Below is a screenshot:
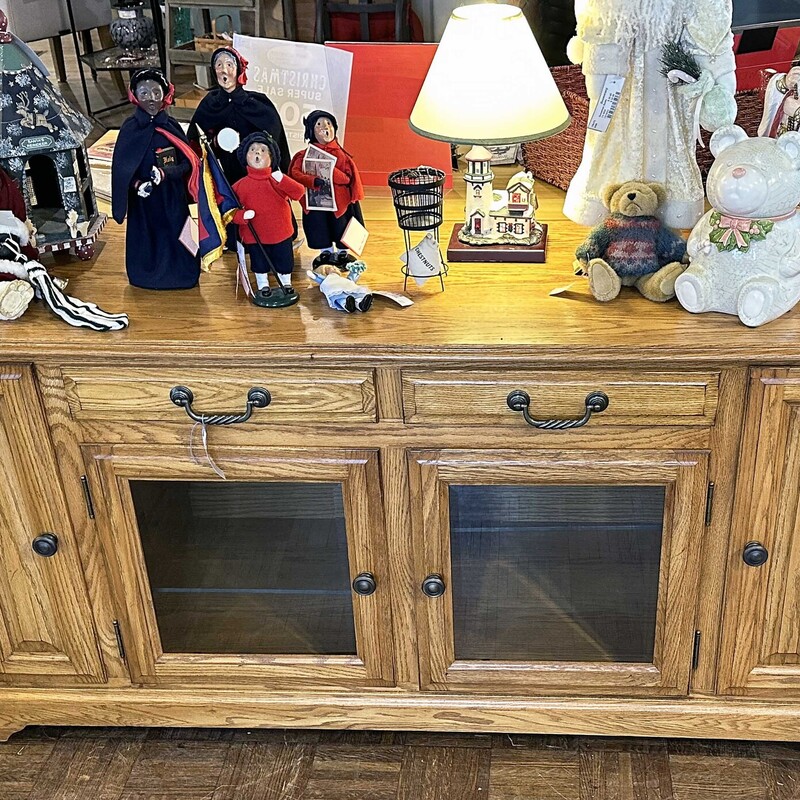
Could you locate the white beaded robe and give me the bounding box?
[563,0,736,229]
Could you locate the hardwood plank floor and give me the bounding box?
[3,728,800,799]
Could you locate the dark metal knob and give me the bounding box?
[352,572,377,596]
[421,573,446,598]
[742,541,768,567]
[32,533,59,557]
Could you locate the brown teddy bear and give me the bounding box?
[574,181,688,302]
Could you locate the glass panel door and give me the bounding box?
[411,450,709,697]
[86,445,393,689]
[130,480,356,656]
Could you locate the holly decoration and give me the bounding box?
[709,211,775,253]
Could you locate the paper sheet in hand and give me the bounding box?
[341,216,369,255]
[179,216,199,256]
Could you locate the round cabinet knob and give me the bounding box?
[352,572,377,596]
[421,573,446,598]
[32,533,59,557]
[742,541,769,567]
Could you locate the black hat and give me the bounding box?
[129,68,170,94]
[303,110,338,142]
[237,131,281,169]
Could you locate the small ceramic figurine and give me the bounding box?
[675,126,800,327]
[307,261,373,312]
[759,64,800,138]
[112,69,200,290]
[564,0,737,230]
[231,131,304,304]
[289,110,365,270]
[190,46,289,185]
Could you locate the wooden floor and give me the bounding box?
[2,727,799,799]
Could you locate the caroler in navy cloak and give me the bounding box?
[189,47,290,185]
[112,69,200,290]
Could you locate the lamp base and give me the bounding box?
[446,223,548,263]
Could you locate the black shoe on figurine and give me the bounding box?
[335,250,357,268]
[344,295,356,313]
[312,251,337,270]
[357,294,373,312]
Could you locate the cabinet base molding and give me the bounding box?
[3,689,800,742]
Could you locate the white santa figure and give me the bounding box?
[564,0,737,230]
[759,65,800,139]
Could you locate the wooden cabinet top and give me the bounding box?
[4,183,800,367]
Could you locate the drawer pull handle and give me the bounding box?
[352,572,377,596]
[742,541,769,567]
[421,574,446,598]
[506,390,609,430]
[169,385,271,425]
[32,533,59,557]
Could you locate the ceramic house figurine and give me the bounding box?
[111,68,201,290]
[0,11,105,260]
[675,126,800,327]
[289,110,365,270]
[190,46,290,186]
[231,131,304,304]
[759,64,800,138]
[461,152,542,245]
[563,0,737,230]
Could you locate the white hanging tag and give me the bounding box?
[188,420,226,480]
[588,75,625,133]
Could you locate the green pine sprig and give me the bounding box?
[660,41,701,81]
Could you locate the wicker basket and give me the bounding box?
[193,15,233,53]
[521,65,764,191]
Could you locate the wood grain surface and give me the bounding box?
[2,181,800,366]
[1,726,798,799]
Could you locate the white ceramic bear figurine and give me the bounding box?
[675,125,800,327]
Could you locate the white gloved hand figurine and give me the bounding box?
[243,209,255,220]
[137,181,153,198]
[272,170,284,182]
[150,166,162,185]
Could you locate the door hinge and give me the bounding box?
[704,482,715,527]
[692,630,701,671]
[112,620,126,662]
[80,475,95,520]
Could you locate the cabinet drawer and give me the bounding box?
[402,370,719,427]
[62,367,377,424]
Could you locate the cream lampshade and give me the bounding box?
[410,3,570,263]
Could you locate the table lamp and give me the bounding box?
[409,3,570,262]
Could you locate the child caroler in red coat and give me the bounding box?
[288,110,365,270]
[232,132,305,298]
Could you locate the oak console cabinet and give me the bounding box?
[3,189,800,742]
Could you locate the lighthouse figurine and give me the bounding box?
[457,146,543,250]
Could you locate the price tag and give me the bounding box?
[587,75,625,133]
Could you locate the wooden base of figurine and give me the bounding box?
[446,223,548,263]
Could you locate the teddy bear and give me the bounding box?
[675,126,800,327]
[574,181,688,303]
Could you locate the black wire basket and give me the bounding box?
[387,166,445,232]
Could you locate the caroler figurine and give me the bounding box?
[289,110,365,270]
[111,68,200,290]
[759,64,800,138]
[190,46,290,185]
[232,131,304,304]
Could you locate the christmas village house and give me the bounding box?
[460,145,542,245]
[0,16,105,257]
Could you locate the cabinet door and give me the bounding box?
[718,369,800,697]
[0,367,104,684]
[410,449,709,696]
[85,445,394,689]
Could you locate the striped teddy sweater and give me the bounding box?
[576,213,686,277]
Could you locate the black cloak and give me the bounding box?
[111,107,200,290]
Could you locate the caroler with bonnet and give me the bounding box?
[189,46,289,185]
[111,68,201,290]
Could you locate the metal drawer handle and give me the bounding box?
[506,390,609,430]
[169,385,271,425]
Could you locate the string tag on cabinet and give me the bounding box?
[188,419,226,480]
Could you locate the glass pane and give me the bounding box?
[129,481,356,655]
[449,485,665,663]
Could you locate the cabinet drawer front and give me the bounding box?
[62,367,377,424]
[402,370,719,427]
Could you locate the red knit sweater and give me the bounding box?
[288,140,364,219]
[232,167,304,245]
